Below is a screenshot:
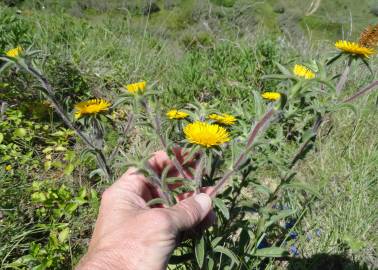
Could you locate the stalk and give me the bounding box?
[13,60,112,179]
[193,151,205,194]
[343,80,378,103]
[209,108,276,197]
[141,97,189,179]
[335,57,353,95]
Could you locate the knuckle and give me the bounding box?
[179,200,201,224]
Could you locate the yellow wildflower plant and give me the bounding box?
[184,121,230,148]
[208,113,236,126]
[5,165,12,171]
[166,109,189,120]
[261,92,281,101]
[335,40,375,58]
[5,46,22,58]
[293,64,316,79]
[74,98,111,119]
[126,81,146,94]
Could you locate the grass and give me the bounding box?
[290,96,378,268]
[0,0,377,269]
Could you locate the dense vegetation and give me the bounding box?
[0,0,377,269]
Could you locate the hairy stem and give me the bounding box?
[109,113,134,161]
[210,108,276,197]
[193,151,205,194]
[336,57,353,95]
[343,80,378,103]
[141,97,189,178]
[15,61,112,179]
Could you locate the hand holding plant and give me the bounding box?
[77,151,214,270]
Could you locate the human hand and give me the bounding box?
[76,151,214,270]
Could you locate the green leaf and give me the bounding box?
[342,235,365,252]
[58,227,70,243]
[282,181,320,197]
[195,235,205,269]
[251,183,272,196]
[275,62,292,76]
[213,246,240,266]
[213,198,230,219]
[332,103,358,116]
[211,237,223,248]
[207,256,215,270]
[264,209,297,229]
[147,198,167,207]
[13,128,27,138]
[262,74,292,80]
[326,53,342,66]
[65,203,79,214]
[0,133,3,144]
[89,168,105,178]
[253,247,289,257]
[64,163,75,175]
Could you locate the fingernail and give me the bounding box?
[194,193,212,213]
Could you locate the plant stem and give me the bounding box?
[209,108,276,197]
[17,61,112,179]
[141,97,189,178]
[336,57,353,95]
[343,80,378,103]
[109,113,134,161]
[193,151,205,194]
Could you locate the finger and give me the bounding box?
[148,150,175,177]
[176,186,215,201]
[106,168,157,207]
[148,149,197,178]
[166,193,212,232]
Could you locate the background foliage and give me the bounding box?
[0,0,377,269]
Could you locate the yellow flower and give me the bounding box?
[293,64,315,79]
[184,121,230,148]
[5,165,12,171]
[126,81,146,94]
[261,92,281,101]
[166,109,189,120]
[208,113,236,126]
[335,40,375,58]
[5,46,22,58]
[74,98,111,119]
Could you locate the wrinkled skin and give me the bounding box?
[76,151,214,270]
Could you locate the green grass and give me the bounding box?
[290,96,378,268]
[0,0,377,269]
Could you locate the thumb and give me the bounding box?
[167,193,212,232]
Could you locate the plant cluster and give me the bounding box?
[0,7,377,269]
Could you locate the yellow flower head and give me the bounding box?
[126,81,146,94]
[5,46,22,58]
[261,92,281,101]
[335,40,375,58]
[166,109,189,120]
[293,64,315,79]
[184,121,230,148]
[208,113,236,126]
[74,98,111,119]
[5,165,12,171]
